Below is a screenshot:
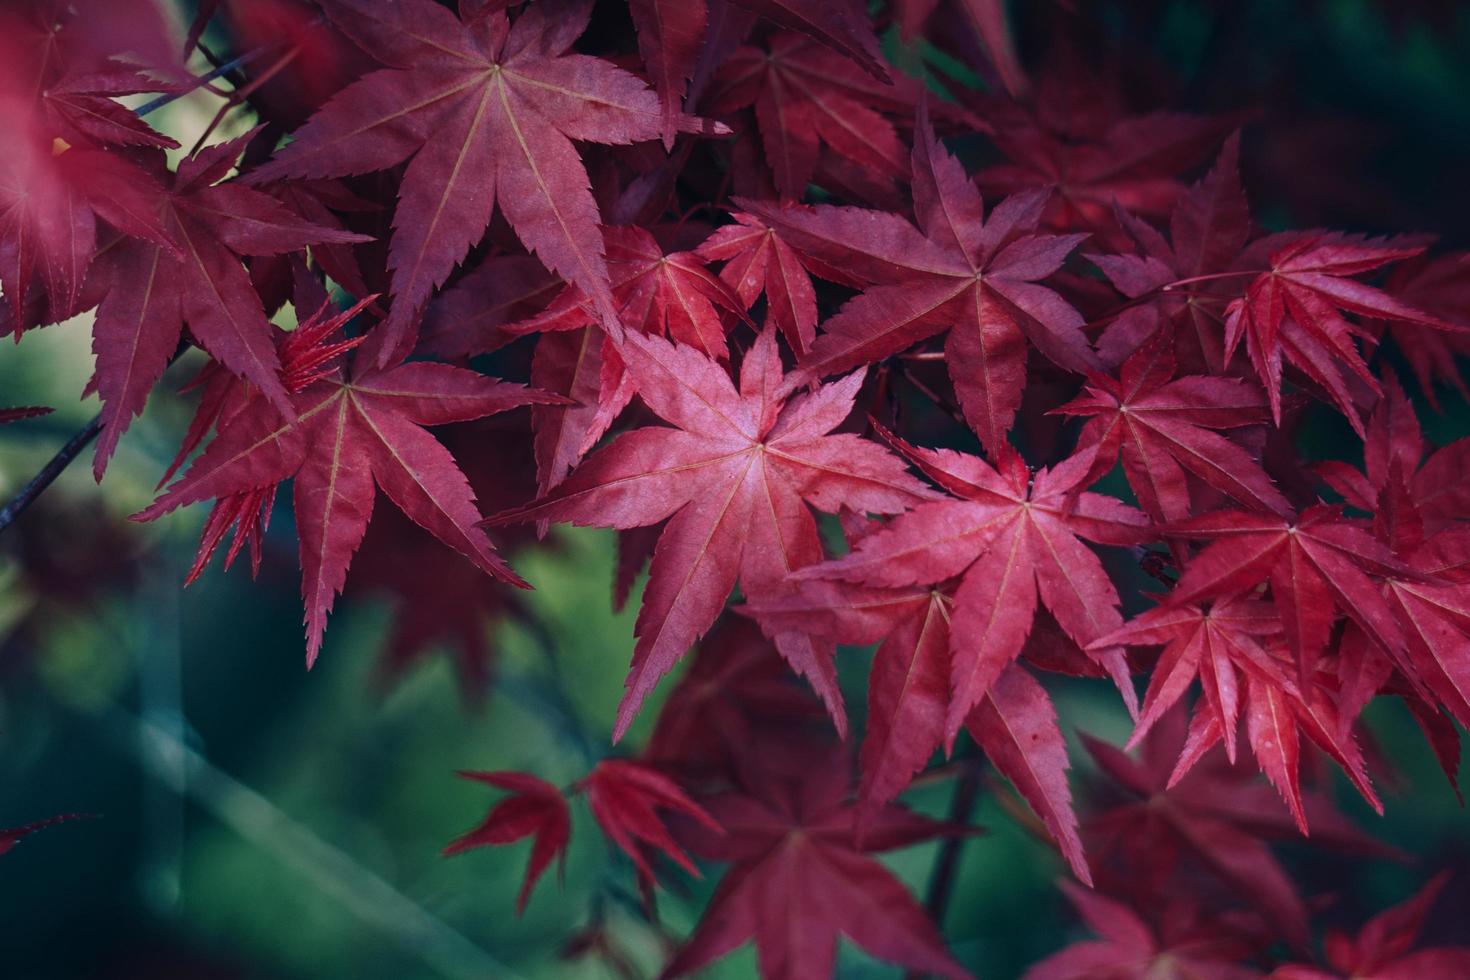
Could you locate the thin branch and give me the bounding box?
[135,46,277,117]
[0,413,102,538]
[907,755,983,980]
[890,361,968,428]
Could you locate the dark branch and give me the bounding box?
[906,754,983,980]
[0,414,103,538]
[135,46,276,117]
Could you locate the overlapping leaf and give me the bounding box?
[247,0,724,356]
[797,427,1148,740]
[491,327,936,739]
[748,105,1098,450]
[137,304,558,664]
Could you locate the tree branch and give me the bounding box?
[0,413,103,539]
[907,754,983,980]
[135,46,278,117]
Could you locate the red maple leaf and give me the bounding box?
[893,0,1028,97]
[1314,376,1470,731]
[510,225,748,359]
[443,770,570,914]
[350,417,541,705]
[582,759,722,886]
[743,568,1092,882]
[507,225,752,498]
[663,741,972,979]
[1093,594,1284,764]
[1025,880,1268,980]
[0,406,53,424]
[246,0,723,357]
[797,427,1148,743]
[1163,505,1414,688]
[490,327,936,739]
[136,305,559,664]
[1222,235,1454,434]
[707,33,921,201]
[696,210,820,356]
[1056,335,1289,523]
[970,64,1232,248]
[1085,133,1253,370]
[1375,251,1470,404]
[0,0,179,326]
[1273,874,1470,980]
[419,252,560,360]
[1081,712,1383,949]
[89,134,368,476]
[1093,597,1383,833]
[746,104,1099,451]
[0,812,93,858]
[644,616,830,773]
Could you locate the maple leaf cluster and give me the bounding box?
[5,0,1470,976]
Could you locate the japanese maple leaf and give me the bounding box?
[1092,594,1286,763]
[1272,874,1470,980]
[1093,601,1382,833]
[707,33,920,201]
[1086,133,1253,369]
[443,770,570,914]
[1024,880,1265,980]
[722,0,889,78]
[1081,714,1382,948]
[489,327,936,739]
[971,71,1232,248]
[743,572,1092,882]
[89,136,369,476]
[510,225,749,359]
[644,616,830,772]
[0,406,52,424]
[0,126,174,335]
[1056,337,1288,523]
[136,315,559,665]
[1163,506,1414,685]
[355,506,529,704]
[0,1,179,324]
[1222,235,1453,434]
[419,253,561,360]
[628,0,708,150]
[1315,377,1470,730]
[1315,372,1470,539]
[632,0,892,150]
[508,225,751,496]
[0,812,92,858]
[351,418,540,705]
[662,744,971,980]
[1375,251,1470,404]
[696,210,819,356]
[582,759,721,886]
[246,0,723,358]
[746,105,1100,451]
[798,427,1148,743]
[1376,524,1470,737]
